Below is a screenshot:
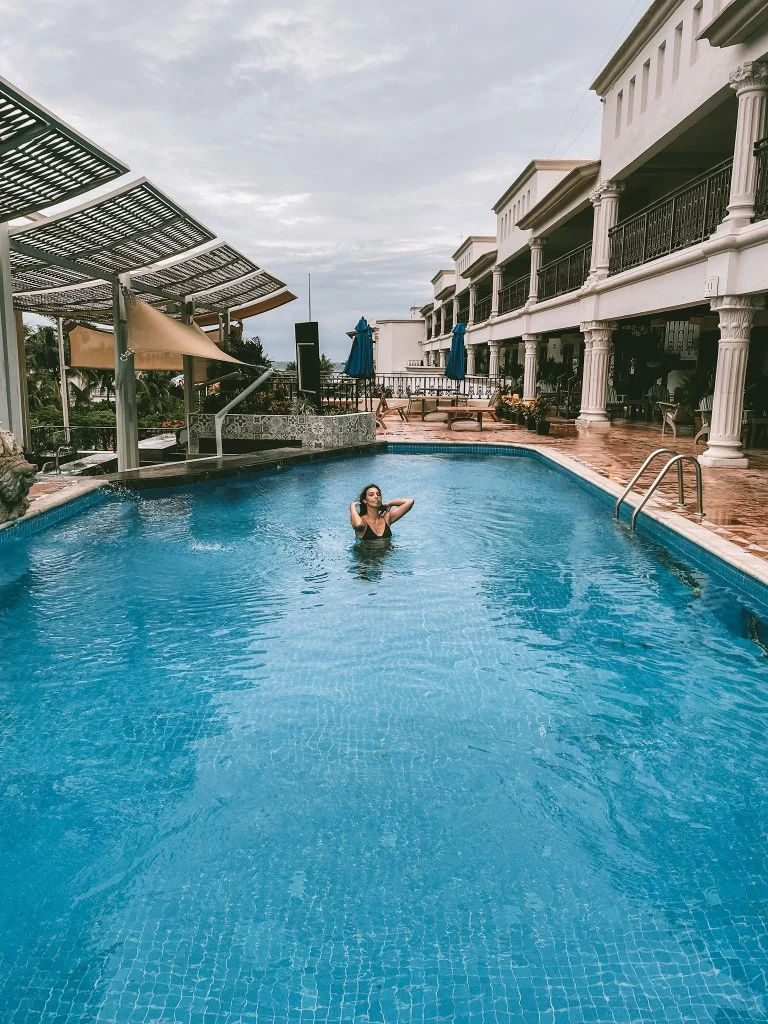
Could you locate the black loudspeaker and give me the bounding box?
[295,322,321,410]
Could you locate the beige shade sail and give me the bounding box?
[194,288,297,328]
[126,295,246,364]
[69,325,210,381]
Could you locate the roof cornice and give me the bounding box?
[435,283,456,301]
[492,161,593,213]
[699,0,768,46]
[518,162,600,230]
[430,268,455,285]
[451,235,496,261]
[591,0,684,96]
[463,249,498,281]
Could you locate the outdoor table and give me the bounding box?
[442,408,485,430]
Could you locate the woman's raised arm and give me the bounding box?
[385,498,414,524]
[349,502,365,530]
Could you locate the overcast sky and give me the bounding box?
[1,0,645,361]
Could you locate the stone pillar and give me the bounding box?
[522,334,540,401]
[469,284,477,324]
[439,348,447,368]
[490,267,503,318]
[439,306,446,337]
[452,295,459,326]
[723,62,768,229]
[528,238,546,303]
[700,295,763,467]
[466,344,476,376]
[489,341,500,377]
[577,321,615,431]
[591,181,623,279]
[588,188,602,275]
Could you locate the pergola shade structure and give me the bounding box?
[0,74,129,444]
[8,178,215,287]
[132,241,260,298]
[0,75,127,222]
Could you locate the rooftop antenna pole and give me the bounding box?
[308,272,312,322]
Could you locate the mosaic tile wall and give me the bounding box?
[188,413,376,454]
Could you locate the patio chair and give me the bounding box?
[658,400,680,437]
[606,386,627,420]
[645,384,669,421]
[694,395,713,445]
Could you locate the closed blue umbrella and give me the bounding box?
[344,317,375,378]
[444,321,466,380]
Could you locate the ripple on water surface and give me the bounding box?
[0,453,767,1024]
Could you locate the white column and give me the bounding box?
[700,295,763,467]
[56,317,71,442]
[0,222,25,442]
[722,62,768,229]
[466,344,476,376]
[577,321,615,431]
[452,295,459,326]
[113,275,139,471]
[522,334,540,401]
[592,181,623,279]
[489,341,500,377]
[439,348,447,368]
[468,284,477,324]
[528,238,546,303]
[588,189,602,275]
[440,306,446,336]
[490,267,503,318]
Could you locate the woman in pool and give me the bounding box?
[349,484,414,540]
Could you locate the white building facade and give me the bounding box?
[414,0,768,468]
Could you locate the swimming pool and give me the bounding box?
[1,450,767,1023]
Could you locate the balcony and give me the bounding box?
[609,159,732,275]
[426,326,432,340]
[473,295,492,323]
[498,274,529,315]
[444,311,454,334]
[458,307,470,325]
[537,242,592,301]
[754,137,768,222]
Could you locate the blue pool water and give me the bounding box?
[1,452,767,1024]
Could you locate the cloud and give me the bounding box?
[0,0,625,358]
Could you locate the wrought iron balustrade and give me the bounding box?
[754,136,768,221]
[498,274,529,315]
[537,242,592,301]
[457,307,470,325]
[473,295,492,323]
[444,313,454,334]
[609,158,732,274]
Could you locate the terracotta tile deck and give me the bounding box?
[380,415,768,564]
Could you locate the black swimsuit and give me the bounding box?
[360,519,391,540]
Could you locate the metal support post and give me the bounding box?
[181,300,195,454]
[113,274,139,471]
[56,317,71,442]
[0,221,26,441]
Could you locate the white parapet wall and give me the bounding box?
[188,412,376,454]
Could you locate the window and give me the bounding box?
[627,76,636,125]
[672,21,683,81]
[641,59,650,113]
[615,90,624,137]
[691,2,702,64]
[656,40,666,97]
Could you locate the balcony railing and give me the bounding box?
[473,295,492,323]
[754,136,768,222]
[609,158,732,275]
[426,326,432,339]
[498,274,529,315]
[458,307,470,325]
[444,312,454,333]
[537,242,592,301]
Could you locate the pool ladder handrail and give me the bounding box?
[630,454,704,531]
[614,448,679,520]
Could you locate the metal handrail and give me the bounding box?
[214,366,274,458]
[630,454,704,531]
[614,447,679,519]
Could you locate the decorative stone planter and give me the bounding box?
[188,412,377,455]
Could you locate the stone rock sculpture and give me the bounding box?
[0,429,37,525]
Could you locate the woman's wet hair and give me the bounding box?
[358,483,382,515]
